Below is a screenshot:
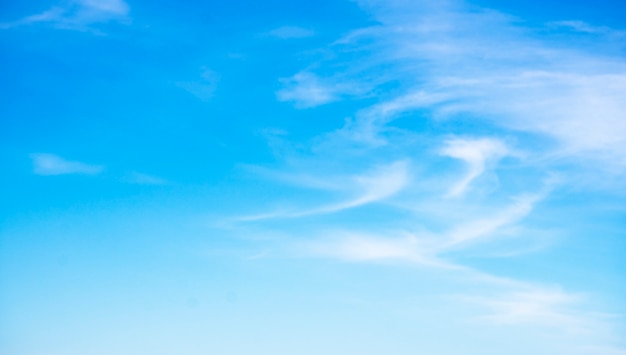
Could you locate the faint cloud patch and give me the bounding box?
[0,0,130,31]
[267,26,315,39]
[302,230,452,268]
[277,72,365,108]
[549,20,626,37]
[287,0,626,169]
[298,183,551,265]
[459,288,590,332]
[31,153,104,176]
[177,68,219,102]
[439,137,512,198]
[235,160,410,221]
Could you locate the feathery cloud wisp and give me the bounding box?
[267,26,315,39]
[302,231,451,268]
[31,153,104,176]
[287,0,626,169]
[277,72,366,108]
[1,0,129,30]
[236,160,410,221]
[440,192,545,250]
[461,288,587,330]
[440,138,510,197]
[177,68,219,102]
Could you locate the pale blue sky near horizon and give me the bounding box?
[1,0,626,354]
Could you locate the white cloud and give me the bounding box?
[267,26,315,39]
[461,288,587,331]
[31,153,104,176]
[300,187,546,264]
[177,68,219,102]
[276,72,339,108]
[550,20,626,37]
[276,72,366,108]
[349,160,411,204]
[337,90,450,145]
[207,3,626,353]
[236,160,410,221]
[222,1,626,350]
[302,231,452,268]
[431,71,626,167]
[1,0,130,30]
[78,0,128,15]
[440,192,543,250]
[439,138,510,197]
[291,0,626,169]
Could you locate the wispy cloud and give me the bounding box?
[1,0,130,31]
[220,0,625,350]
[31,153,104,176]
[431,71,626,167]
[236,160,410,221]
[302,231,451,268]
[177,68,219,102]
[463,288,585,329]
[330,90,450,145]
[301,186,547,264]
[288,0,626,168]
[276,72,366,108]
[267,26,315,39]
[439,137,511,197]
[441,192,544,250]
[550,20,626,37]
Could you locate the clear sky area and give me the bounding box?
[1,0,625,354]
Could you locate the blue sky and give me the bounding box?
[1,0,625,354]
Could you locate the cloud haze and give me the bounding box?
[31,153,104,176]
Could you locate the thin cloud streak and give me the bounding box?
[221,0,626,350]
[454,286,623,341]
[440,193,542,250]
[277,72,368,108]
[439,137,511,197]
[1,0,130,30]
[291,0,626,169]
[302,231,454,268]
[301,187,548,264]
[31,153,104,176]
[177,68,219,102]
[235,160,410,221]
[464,289,585,329]
[267,26,315,39]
